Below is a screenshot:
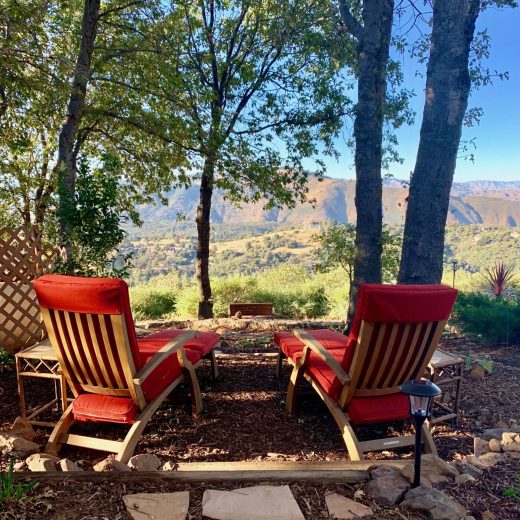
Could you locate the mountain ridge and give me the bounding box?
[137,177,520,228]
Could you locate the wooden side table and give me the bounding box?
[427,349,464,425]
[15,339,68,427]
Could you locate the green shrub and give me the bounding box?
[130,288,177,320]
[1,460,38,503]
[451,292,520,345]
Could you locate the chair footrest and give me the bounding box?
[359,434,415,453]
[60,433,123,453]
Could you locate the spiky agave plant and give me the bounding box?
[482,262,517,298]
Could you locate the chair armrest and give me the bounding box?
[133,330,197,385]
[293,329,350,385]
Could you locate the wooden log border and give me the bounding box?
[12,460,407,483]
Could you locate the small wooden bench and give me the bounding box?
[228,303,274,319]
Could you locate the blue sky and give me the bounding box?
[321,5,520,183]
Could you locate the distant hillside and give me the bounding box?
[135,178,520,228]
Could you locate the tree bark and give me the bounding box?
[340,0,394,321]
[56,0,101,265]
[196,153,216,319]
[398,0,480,284]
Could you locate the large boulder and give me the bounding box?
[366,466,411,506]
[401,486,467,520]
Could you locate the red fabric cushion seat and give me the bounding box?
[139,330,220,357]
[292,348,347,402]
[72,394,138,424]
[347,394,410,424]
[137,342,201,402]
[274,329,350,357]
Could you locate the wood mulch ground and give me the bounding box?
[1,331,520,519]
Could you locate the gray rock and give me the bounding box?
[26,453,59,472]
[481,426,520,441]
[325,493,373,519]
[366,466,410,506]
[488,439,502,452]
[401,454,458,486]
[93,456,132,472]
[465,456,489,470]
[161,461,178,471]
[479,452,504,467]
[123,492,189,520]
[59,458,83,472]
[455,473,476,485]
[8,417,37,441]
[453,461,483,479]
[502,442,520,453]
[0,434,39,457]
[473,437,490,457]
[401,486,466,520]
[128,453,162,471]
[501,432,518,445]
[202,486,305,520]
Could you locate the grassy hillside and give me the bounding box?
[126,224,520,289]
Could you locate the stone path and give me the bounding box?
[122,485,374,520]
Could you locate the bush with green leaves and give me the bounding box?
[130,288,177,320]
[1,460,38,503]
[451,292,520,345]
[54,155,135,278]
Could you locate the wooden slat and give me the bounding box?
[63,312,94,386]
[88,313,124,389]
[371,323,399,389]
[399,322,433,384]
[74,312,104,387]
[387,323,422,388]
[359,323,387,388]
[53,310,85,386]
[41,309,79,397]
[80,385,131,397]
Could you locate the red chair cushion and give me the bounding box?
[292,348,347,402]
[137,340,201,402]
[33,274,142,369]
[72,394,138,424]
[274,329,350,357]
[347,394,410,424]
[140,330,220,357]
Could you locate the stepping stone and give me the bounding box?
[202,485,304,520]
[123,492,190,520]
[325,493,373,519]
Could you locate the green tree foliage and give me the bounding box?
[53,156,133,277]
[149,0,354,317]
[312,223,402,300]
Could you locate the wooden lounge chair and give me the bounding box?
[32,274,220,463]
[279,284,457,461]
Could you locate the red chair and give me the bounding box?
[279,284,457,461]
[33,274,220,462]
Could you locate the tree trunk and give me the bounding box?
[56,0,100,265]
[347,0,394,321]
[398,0,479,284]
[196,154,216,319]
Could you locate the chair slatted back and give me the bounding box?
[34,275,146,408]
[347,319,446,398]
[338,284,457,407]
[41,308,140,402]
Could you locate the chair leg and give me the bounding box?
[209,350,219,380]
[45,403,75,456]
[422,422,437,456]
[285,363,304,416]
[275,350,284,379]
[185,366,203,416]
